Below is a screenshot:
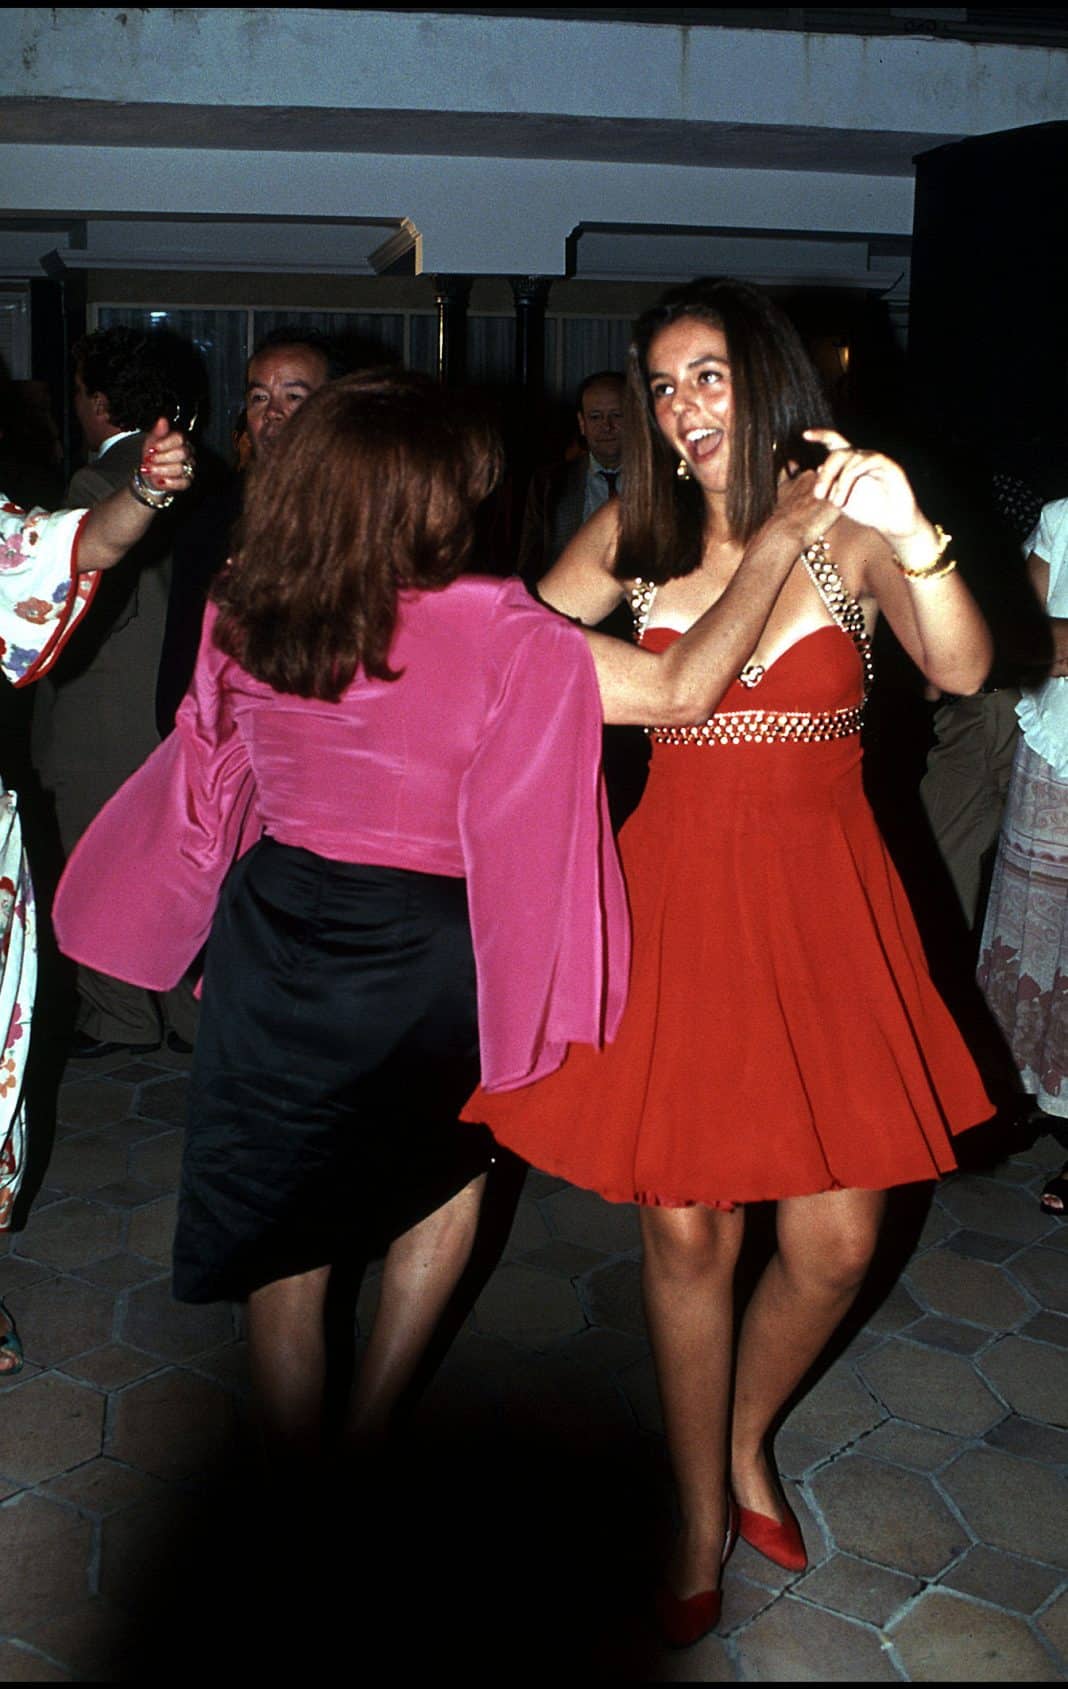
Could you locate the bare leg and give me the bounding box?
[348,1172,486,1444]
[246,1263,332,1463]
[640,1203,745,1597]
[731,1185,886,1519]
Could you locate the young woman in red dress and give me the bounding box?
[465,280,993,1644]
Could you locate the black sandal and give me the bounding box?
[1039,1165,1068,1218]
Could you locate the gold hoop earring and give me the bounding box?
[676,457,691,481]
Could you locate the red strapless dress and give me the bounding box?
[463,592,991,1207]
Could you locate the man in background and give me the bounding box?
[155,327,334,736]
[516,368,646,826]
[517,370,624,586]
[32,326,199,1056]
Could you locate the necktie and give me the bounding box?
[600,470,619,500]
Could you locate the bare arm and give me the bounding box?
[537,499,626,624]
[584,472,840,727]
[76,418,193,573]
[807,429,993,696]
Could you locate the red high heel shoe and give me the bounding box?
[655,1502,738,1649]
[736,1496,807,1573]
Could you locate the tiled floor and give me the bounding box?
[1,1037,1066,1681]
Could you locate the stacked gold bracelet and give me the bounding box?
[129,468,175,511]
[894,523,957,581]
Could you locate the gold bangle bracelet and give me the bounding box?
[901,555,957,581]
[894,522,955,580]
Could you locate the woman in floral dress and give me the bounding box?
[978,496,1068,1212]
[0,416,193,1369]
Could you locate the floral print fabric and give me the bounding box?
[0,501,96,1224]
[978,739,1068,1118]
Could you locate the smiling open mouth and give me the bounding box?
[685,427,723,462]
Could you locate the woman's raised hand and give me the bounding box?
[140,417,195,496]
[804,429,925,545]
[766,466,842,548]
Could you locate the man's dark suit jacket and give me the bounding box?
[517,455,588,586]
[516,453,648,828]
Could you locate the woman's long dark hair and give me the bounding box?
[212,370,502,700]
[614,278,833,585]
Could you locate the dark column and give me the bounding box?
[32,268,86,484]
[511,276,550,398]
[432,275,472,386]
[910,123,1068,462]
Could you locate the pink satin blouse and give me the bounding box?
[54,575,629,1091]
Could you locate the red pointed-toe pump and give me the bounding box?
[655,1502,739,1649]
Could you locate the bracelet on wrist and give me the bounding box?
[893,523,957,581]
[130,468,175,511]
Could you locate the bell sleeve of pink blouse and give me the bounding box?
[459,608,629,1092]
[53,607,261,988]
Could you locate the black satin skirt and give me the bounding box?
[173,839,492,1304]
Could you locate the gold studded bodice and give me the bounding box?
[627,538,872,746]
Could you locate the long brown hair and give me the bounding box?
[212,370,502,700]
[614,278,832,585]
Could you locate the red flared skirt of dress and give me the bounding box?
[464,624,991,1206]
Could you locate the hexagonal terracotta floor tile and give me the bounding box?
[0,1494,92,1630]
[473,1262,585,1344]
[859,1337,1005,1436]
[121,1278,234,1362]
[107,1368,237,1482]
[581,1258,647,1340]
[59,1342,163,1392]
[736,1593,898,1679]
[125,1197,177,1267]
[0,1641,71,1681]
[131,1078,190,1127]
[939,1177,1054,1246]
[1039,1589,1068,1659]
[1007,1245,1068,1316]
[782,1359,886,1445]
[501,1194,552,1254]
[905,1248,1032,1329]
[540,1185,641,1255]
[20,1598,133,1683]
[862,1280,923,1335]
[986,1413,1068,1467]
[889,1588,1056,1680]
[858,1420,964,1473]
[41,1456,168,1518]
[56,1080,137,1132]
[939,1544,1064,1614]
[978,1334,1068,1428]
[4,1275,114,1367]
[0,1373,105,1485]
[15,1200,124,1273]
[127,1131,184,1189]
[939,1447,1068,1569]
[809,1453,968,1576]
[792,1552,920,1626]
[43,1133,128,1198]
